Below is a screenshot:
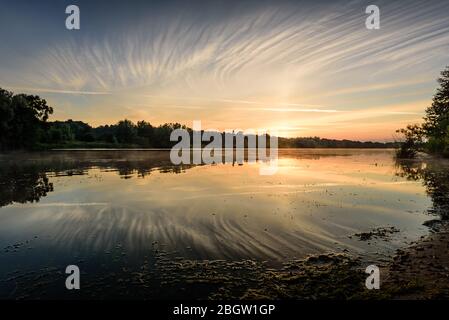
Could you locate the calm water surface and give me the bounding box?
[0,149,441,298]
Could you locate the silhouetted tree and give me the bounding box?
[0,88,14,150]
[0,88,53,150]
[137,120,154,146]
[115,119,137,143]
[423,67,449,154]
[395,124,425,158]
[397,66,449,157]
[1,88,398,150]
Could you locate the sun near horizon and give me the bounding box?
[2,0,449,142]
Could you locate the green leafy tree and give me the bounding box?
[424,66,449,141]
[0,88,53,150]
[395,124,425,158]
[0,89,14,149]
[423,67,449,155]
[115,119,137,144]
[397,66,449,158]
[47,123,75,143]
[136,120,154,146]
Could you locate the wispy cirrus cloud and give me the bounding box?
[6,86,111,96]
[249,107,342,113]
[0,0,448,140]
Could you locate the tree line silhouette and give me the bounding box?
[1,87,396,151]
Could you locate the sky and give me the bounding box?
[1,0,449,141]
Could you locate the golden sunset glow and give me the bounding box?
[2,0,449,141]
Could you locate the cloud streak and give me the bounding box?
[0,0,448,140]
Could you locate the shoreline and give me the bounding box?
[381,220,449,299]
[2,222,448,300]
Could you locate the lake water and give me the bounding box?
[0,149,442,298]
